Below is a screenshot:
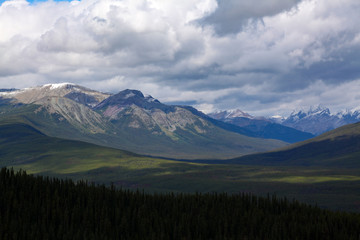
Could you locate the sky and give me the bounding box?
[0,0,360,116]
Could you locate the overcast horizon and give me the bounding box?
[1,0,360,116]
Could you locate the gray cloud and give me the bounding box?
[201,0,301,35]
[0,0,360,116]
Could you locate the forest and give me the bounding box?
[1,167,360,240]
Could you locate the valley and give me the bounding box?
[2,1,360,238]
[1,120,360,212]
[1,84,360,212]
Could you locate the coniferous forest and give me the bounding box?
[1,168,360,240]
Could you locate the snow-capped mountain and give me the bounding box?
[210,105,360,136]
[269,115,286,124]
[0,83,111,107]
[281,105,360,135]
[209,109,256,120]
[208,109,314,143]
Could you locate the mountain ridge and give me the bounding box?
[0,83,111,108]
[0,83,287,159]
[282,105,360,135]
[208,109,314,143]
[210,105,360,136]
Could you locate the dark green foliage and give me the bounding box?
[1,168,360,240]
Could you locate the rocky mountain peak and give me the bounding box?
[42,83,76,90]
[208,109,255,121]
[0,83,110,107]
[281,105,360,135]
[118,89,145,99]
[287,105,331,122]
[115,89,160,104]
[308,105,330,115]
[226,109,254,119]
[95,89,173,113]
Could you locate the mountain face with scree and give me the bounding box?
[0,83,286,159]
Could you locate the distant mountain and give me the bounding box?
[211,105,360,137]
[0,84,286,159]
[209,109,255,120]
[0,88,18,92]
[228,121,360,168]
[208,110,314,143]
[281,105,360,135]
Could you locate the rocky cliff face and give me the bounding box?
[95,89,210,135]
[35,96,107,134]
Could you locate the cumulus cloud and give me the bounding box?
[0,0,360,116]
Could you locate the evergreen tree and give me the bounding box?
[0,167,360,239]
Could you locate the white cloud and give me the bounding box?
[0,0,360,116]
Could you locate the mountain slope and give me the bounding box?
[0,84,287,159]
[0,121,174,174]
[93,89,287,159]
[0,83,111,107]
[208,109,314,143]
[229,121,360,168]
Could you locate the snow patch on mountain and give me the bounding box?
[209,109,257,121]
[210,105,360,136]
[0,83,110,107]
[269,115,285,123]
[145,95,157,103]
[0,89,22,96]
[226,109,255,119]
[124,92,135,99]
[43,83,76,90]
[281,105,360,135]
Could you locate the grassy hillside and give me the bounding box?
[227,122,360,168]
[0,122,176,175]
[1,121,360,212]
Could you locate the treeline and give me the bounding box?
[1,168,360,240]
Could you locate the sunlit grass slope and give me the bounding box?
[0,122,177,174]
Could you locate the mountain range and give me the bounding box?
[208,109,315,143]
[210,106,360,136]
[0,83,286,159]
[1,83,360,212]
[282,105,360,135]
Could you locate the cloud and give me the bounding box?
[201,0,301,35]
[0,0,360,116]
